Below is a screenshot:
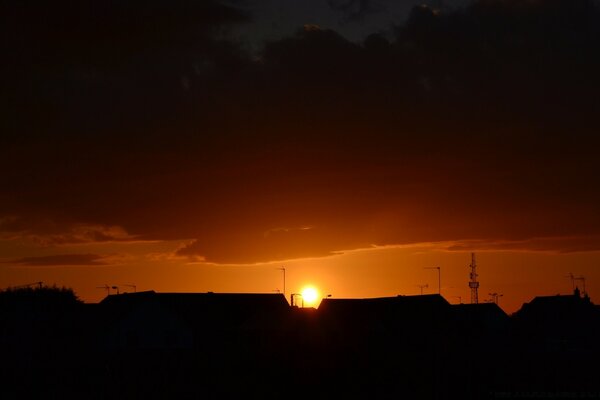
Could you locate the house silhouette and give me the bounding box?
[99,291,290,350]
[2,287,600,398]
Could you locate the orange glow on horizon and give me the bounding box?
[1,238,600,314]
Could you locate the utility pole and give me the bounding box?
[417,284,428,295]
[425,266,441,295]
[278,267,286,298]
[469,253,480,304]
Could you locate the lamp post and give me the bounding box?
[277,267,286,298]
[425,266,441,295]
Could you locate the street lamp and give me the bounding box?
[425,266,441,295]
[277,267,286,297]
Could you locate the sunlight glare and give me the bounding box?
[301,286,319,306]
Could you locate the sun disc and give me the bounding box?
[301,286,319,305]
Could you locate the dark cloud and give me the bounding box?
[328,0,381,22]
[444,236,600,253]
[3,0,250,138]
[2,0,600,263]
[0,216,135,245]
[2,0,247,67]
[6,254,111,267]
[176,226,372,264]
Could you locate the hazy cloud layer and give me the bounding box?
[0,217,136,245]
[2,0,600,263]
[6,254,112,267]
[443,236,600,254]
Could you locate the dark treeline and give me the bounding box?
[1,287,599,399]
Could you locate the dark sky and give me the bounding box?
[2,0,600,265]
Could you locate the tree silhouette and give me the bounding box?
[0,284,82,307]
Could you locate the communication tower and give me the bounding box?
[469,253,480,304]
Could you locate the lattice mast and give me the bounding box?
[469,253,480,304]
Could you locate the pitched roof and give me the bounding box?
[100,291,288,308]
[317,294,452,333]
[99,291,290,329]
[452,303,510,333]
[514,293,594,317]
[452,302,509,318]
[318,294,450,313]
[512,292,599,331]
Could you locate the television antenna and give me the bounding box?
[488,292,503,305]
[566,272,576,291]
[122,284,136,293]
[96,284,110,296]
[574,276,586,296]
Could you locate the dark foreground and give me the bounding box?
[1,289,599,399]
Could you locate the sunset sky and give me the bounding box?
[2,0,600,313]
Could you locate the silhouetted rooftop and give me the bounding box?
[317,294,452,335]
[99,291,290,331]
[319,293,449,304]
[452,302,508,316]
[318,294,450,311]
[452,302,510,336]
[514,290,595,319]
[101,291,288,307]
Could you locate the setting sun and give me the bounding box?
[301,286,319,306]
